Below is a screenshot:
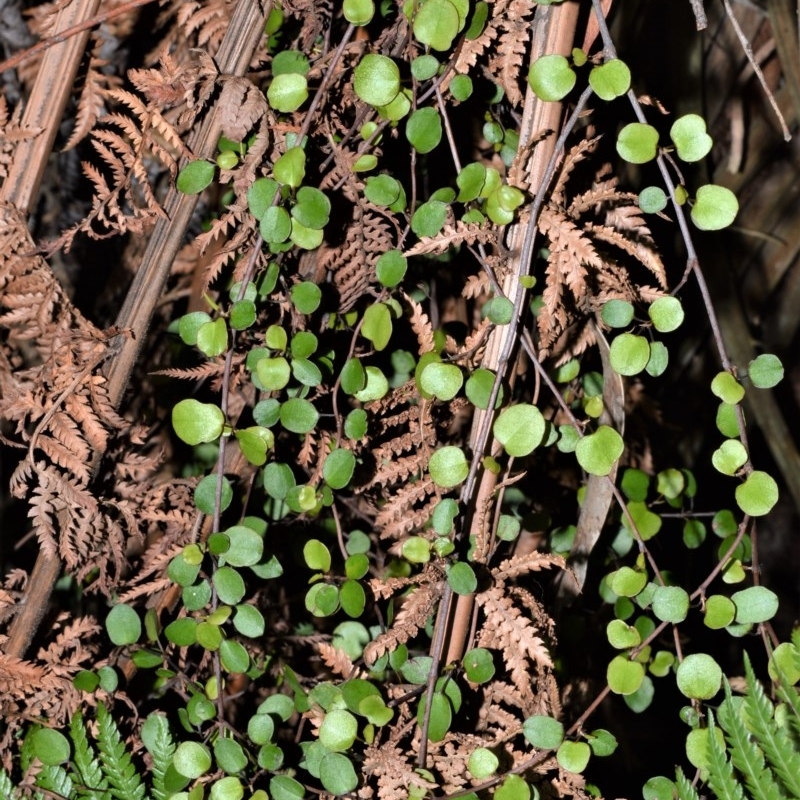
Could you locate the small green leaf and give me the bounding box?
[343,0,374,25]
[711,371,745,404]
[735,470,778,516]
[468,747,499,778]
[173,742,212,779]
[523,715,564,749]
[606,619,641,649]
[575,425,624,477]
[607,656,645,695]
[291,186,331,230]
[362,302,393,351]
[260,206,292,244]
[406,107,442,153]
[450,74,473,101]
[214,738,248,774]
[267,73,308,112]
[304,539,331,572]
[319,709,358,752]
[669,114,713,163]
[638,186,668,213]
[691,184,738,231]
[323,448,356,490]
[340,358,367,395]
[731,585,779,624]
[429,446,469,488]
[272,50,310,75]
[648,296,684,333]
[484,296,514,324]
[411,199,447,237]
[711,439,748,476]
[420,362,463,401]
[748,353,783,388]
[608,566,647,597]
[196,318,228,357]
[106,604,142,646]
[601,299,634,328]
[273,147,306,188]
[463,648,495,684]
[213,566,246,604]
[493,404,545,457]
[465,368,501,410]
[364,175,402,206]
[609,332,650,375]
[616,123,659,164]
[290,281,322,314]
[354,365,389,402]
[319,752,358,795]
[528,54,576,101]
[495,775,530,800]
[179,311,212,345]
[280,397,319,434]
[411,54,440,81]
[375,250,407,287]
[417,691,452,742]
[248,177,280,219]
[589,59,631,101]
[652,586,690,623]
[353,54,400,106]
[704,595,736,629]
[230,299,256,331]
[177,160,215,194]
[447,562,477,595]
[30,728,71,765]
[413,0,461,51]
[456,162,487,202]
[676,653,722,699]
[194,474,232,515]
[557,740,591,774]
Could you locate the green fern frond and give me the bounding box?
[676,767,701,800]
[96,703,146,800]
[36,765,74,798]
[718,682,786,800]
[70,710,110,800]
[0,768,21,800]
[140,713,176,800]
[743,654,800,799]
[772,663,800,748]
[706,711,747,800]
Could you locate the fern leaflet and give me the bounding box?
[96,704,146,800]
[676,767,701,800]
[70,710,110,800]
[718,682,786,800]
[706,711,747,800]
[743,654,800,799]
[0,768,21,800]
[141,713,176,800]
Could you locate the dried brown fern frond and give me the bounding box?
[0,96,42,179]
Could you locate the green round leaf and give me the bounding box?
[323,448,356,490]
[272,50,310,76]
[411,54,440,81]
[429,446,469,488]
[194,474,233,515]
[576,425,624,477]
[411,199,447,237]
[691,184,739,231]
[716,401,741,437]
[305,583,339,616]
[704,593,735,629]
[106,604,142,646]
[375,250,407,287]
[495,775,530,800]
[652,586,690,623]
[607,655,645,695]
[670,113,713,163]
[267,73,308,112]
[648,296,684,333]
[340,358,367,395]
[362,302,393,351]
[450,74,473,101]
[319,709,358,752]
[260,206,291,244]
[676,653,722,700]
[247,177,279,220]
[213,566,246,605]
[457,162,487,202]
[606,619,641,649]
[624,675,655,712]
[447,562,477,595]
[646,341,669,377]
[493,404,545,457]
[731,586,779,624]
[601,299,634,328]
[465,368,501,410]
[179,311,212,345]
[344,408,368,439]
[273,147,306,188]
[468,747,499,778]
[223,525,264,567]
[230,299,256,331]
[749,354,784,388]
[340,579,366,617]
[210,777,244,800]
[638,186,668,213]
[463,648,495,684]
[711,439,748,476]
[587,729,618,757]
[413,0,461,51]
[196,318,228,357]
[292,186,331,230]
[319,752,358,795]
[556,740,591,774]
[353,54,400,106]
[30,728,71,765]
[214,737,248,775]
[406,107,442,154]
[354,365,389,402]
[270,776,305,800]
[735,470,778,516]
[304,539,332,572]
[364,174,401,206]
[769,642,800,684]
[609,566,647,597]
[280,397,319,434]
[177,159,215,194]
[609,332,650,375]
[616,123,659,164]
[522,715,564,749]
[234,604,266,638]
[528,54,576,101]
[484,296,514,324]
[173,742,212,779]
[712,370,745,404]
[343,0,374,25]
[420,362,463,401]
[589,59,631,101]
